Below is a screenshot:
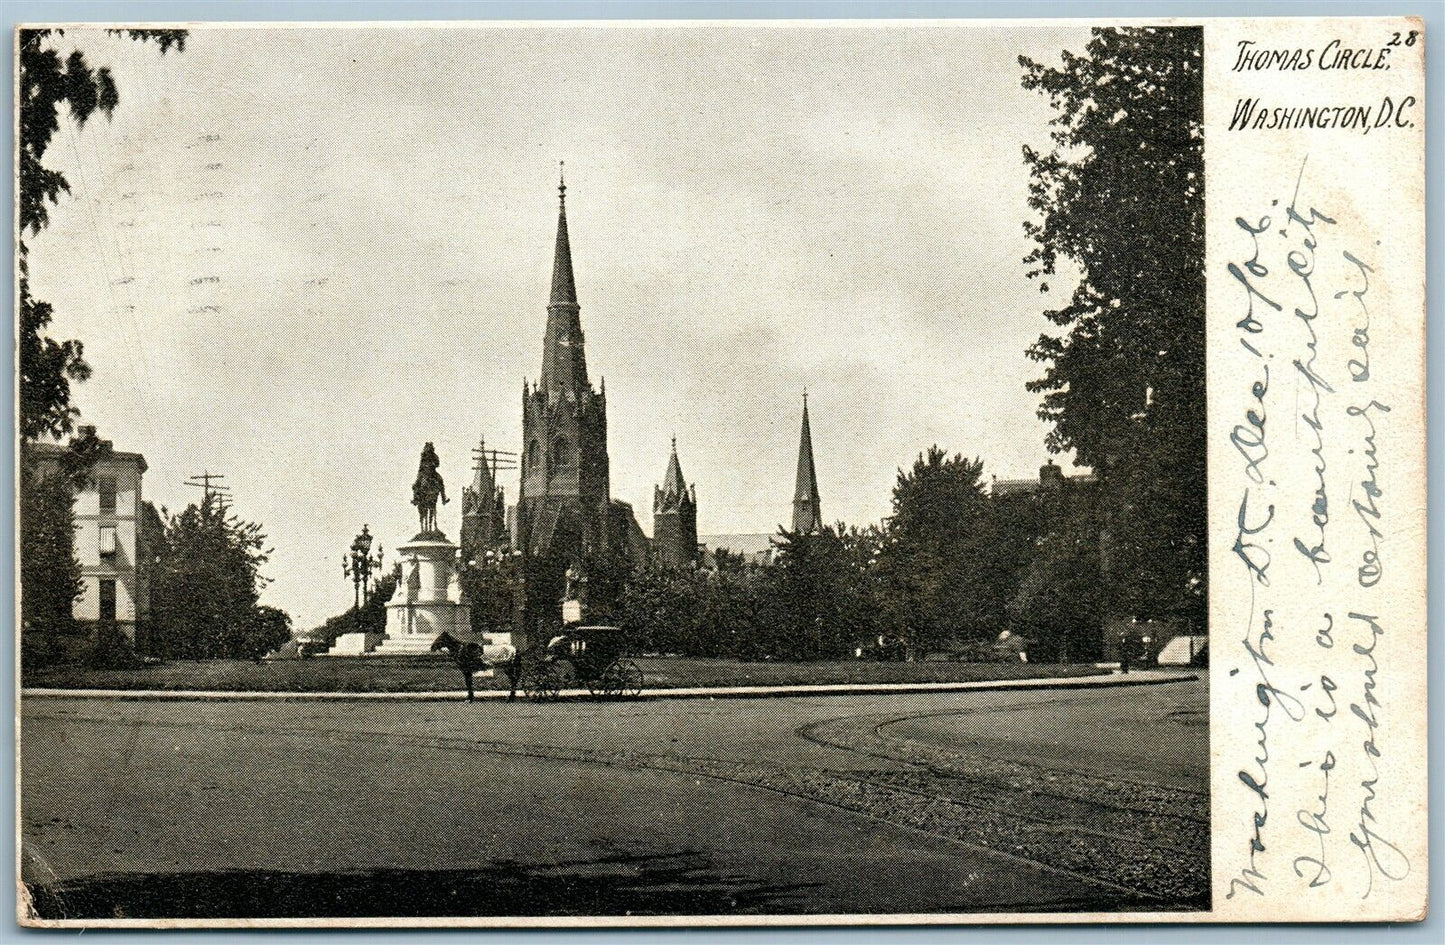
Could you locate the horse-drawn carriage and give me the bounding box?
[518,625,643,702]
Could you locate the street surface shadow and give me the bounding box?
[27,851,819,919]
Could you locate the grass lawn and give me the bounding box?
[24,656,1102,693]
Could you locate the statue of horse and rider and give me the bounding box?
[412,442,449,535]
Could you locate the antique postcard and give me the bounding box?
[13,16,1427,926]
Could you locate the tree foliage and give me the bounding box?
[1007,499,1104,662]
[150,493,285,659]
[1020,27,1206,627]
[18,29,187,656]
[18,441,94,636]
[876,447,1034,653]
[459,551,522,635]
[764,525,880,660]
[308,567,401,649]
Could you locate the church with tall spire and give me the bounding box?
[792,392,823,534]
[653,438,699,568]
[514,171,646,637]
[518,168,611,560]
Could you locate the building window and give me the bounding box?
[526,440,541,470]
[551,436,571,467]
[98,579,117,622]
[98,476,117,515]
[99,525,118,558]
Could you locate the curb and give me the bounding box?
[19,671,1196,704]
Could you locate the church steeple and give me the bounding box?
[653,436,698,567]
[521,168,612,564]
[540,164,587,396]
[792,392,822,534]
[660,437,687,501]
[460,436,507,561]
[550,165,577,308]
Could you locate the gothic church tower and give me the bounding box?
[516,173,614,636]
[653,438,698,568]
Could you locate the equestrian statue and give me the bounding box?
[411,442,449,534]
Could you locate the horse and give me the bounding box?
[431,631,521,702]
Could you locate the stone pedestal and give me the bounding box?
[370,534,472,656]
[318,530,519,662]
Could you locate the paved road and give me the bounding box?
[20,675,1208,920]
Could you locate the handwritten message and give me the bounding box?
[1208,16,1425,920]
[1223,160,1410,901]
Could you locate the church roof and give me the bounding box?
[699,533,776,557]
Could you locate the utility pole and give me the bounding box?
[183,471,232,513]
[471,439,518,480]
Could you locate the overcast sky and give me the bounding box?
[29,23,1091,628]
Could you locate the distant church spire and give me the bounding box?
[792,391,822,533]
[541,165,586,394]
[654,437,698,567]
[661,437,687,498]
[460,435,506,561]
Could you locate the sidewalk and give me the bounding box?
[20,669,1195,703]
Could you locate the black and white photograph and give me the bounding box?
[18,18,1225,924]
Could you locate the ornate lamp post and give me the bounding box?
[342,524,385,614]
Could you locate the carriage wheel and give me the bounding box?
[617,659,643,698]
[594,659,643,700]
[550,659,576,698]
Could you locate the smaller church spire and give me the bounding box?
[653,437,698,567]
[661,437,687,500]
[792,391,822,534]
[469,436,495,496]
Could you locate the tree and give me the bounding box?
[308,566,401,650]
[876,447,1026,653]
[18,29,186,657]
[1020,27,1206,628]
[19,427,106,638]
[245,606,293,661]
[709,547,747,575]
[458,551,522,635]
[19,452,88,637]
[765,525,876,660]
[1007,501,1104,662]
[621,566,704,655]
[149,493,283,659]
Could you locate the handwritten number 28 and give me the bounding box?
[1387,31,1419,47]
